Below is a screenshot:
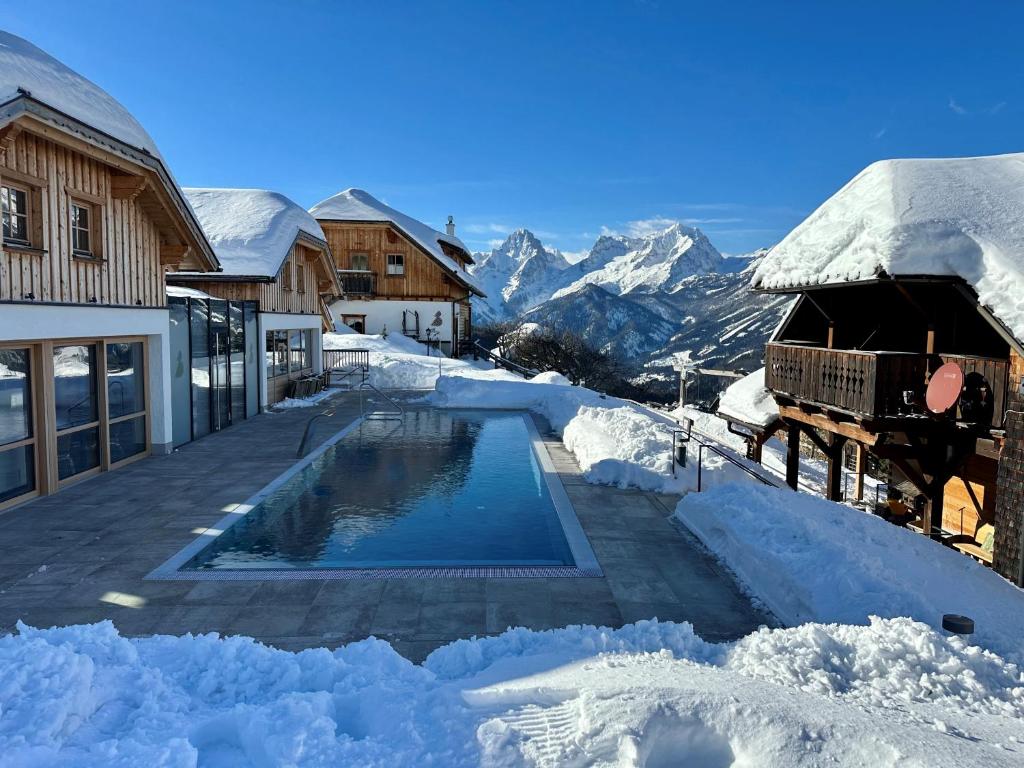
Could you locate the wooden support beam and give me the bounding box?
[160,244,192,266]
[825,432,847,502]
[779,405,880,446]
[0,123,23,159]
[110,174,148,201]
[854,442,866,502]
[786,424,801,490]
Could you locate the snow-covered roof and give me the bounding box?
[0,31,160,158]
[166,285,215,301]
[752,152,1024,343]
[309,188,485,296]
[717,368,780,429]
[182,188,327,278]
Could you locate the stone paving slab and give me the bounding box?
[0,392,775,662]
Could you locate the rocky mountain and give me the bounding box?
[470,229,570,322]
[470,226,791,401]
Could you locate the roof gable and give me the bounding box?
[752,152,1024,344]
[309,188,485,296]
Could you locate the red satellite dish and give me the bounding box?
[925,362,964,414]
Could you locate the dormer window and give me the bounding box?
[71,201,92,255]
[1,185,30,244]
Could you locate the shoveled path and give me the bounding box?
[0,391,774,662]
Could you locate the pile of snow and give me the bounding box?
[431,372,753,493]
[2,618,1021,766]
[270,389,335,410]
[753,152,1024,343]
[324,332,519,390]
[716,367,779,428]
[309,188,484,296]
[0,31,160,157]
[675,484,1024,664]
[181,189,326,277]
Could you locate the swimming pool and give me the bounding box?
[150,410,600,578]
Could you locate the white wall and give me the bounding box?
[256,312,323,408]
[330,299,459,344]
[0,304,174,452]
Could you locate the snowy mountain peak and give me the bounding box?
[470,229,571,321]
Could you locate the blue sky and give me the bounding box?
[6,1,1023,258]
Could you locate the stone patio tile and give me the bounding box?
[421,579,487,604]
[390,638,451,664]
[604,572,680,604]
[381,579,428,603]
[228,605,313,637]
[246,580,325,606]
[547,577,615,603]
[183,581,262,604]
[298,603,377,640]
[313,580,386,606]
[369,600,421,637]
[486,600,558,634]
[551,600,622,629]
[417,601,487,638]
[485,578,550,603]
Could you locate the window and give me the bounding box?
[275,330,288,376]
[282,259,293,291]
[350,252,369,272]
[296,263,306,292]
[71,202,92,255]
[386,253,405,276]
[53,343,100,480]
[1,185,29,244]
[303,330,314,370]
[289,330,304,372]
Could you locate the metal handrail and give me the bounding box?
[470,340,537,378]
[359,382,404,421]
[297,409,335,458]
[696,441,780,492]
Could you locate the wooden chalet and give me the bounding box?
[0,32,218,510]
[309,188,486,357]
[752,153,1024,586]
[166,189,342,429]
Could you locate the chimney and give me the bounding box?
[446,215,456,236]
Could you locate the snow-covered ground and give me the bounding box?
[4,331,1023,766]
[3,618,1021,766]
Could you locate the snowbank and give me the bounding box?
[431,373,753,493]
[717,367,778,428]
[753,152,1024,343]
[675,484,1024,664]
[182,189,326,277]
[323,332,518,390]
[2,618,1021,766]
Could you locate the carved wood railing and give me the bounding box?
[765,343,926,417]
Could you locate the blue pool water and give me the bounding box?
[185,410,576,569]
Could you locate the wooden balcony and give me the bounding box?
[765,343,1010,426]
[337,270,376,296]
[765,343,925,419]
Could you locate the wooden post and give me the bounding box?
[926,325,935,355]
[786,423,800,490]
[825,433,847,502]
[853,442,866,502]
[827,322,835,349]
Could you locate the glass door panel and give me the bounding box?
[190,300,211,439]
[229,303,245,425]
[169,298,192,447]
[53,344,99,481]
[0,348,35,503]
[244,304,258,418]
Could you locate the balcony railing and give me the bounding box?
[337,270,376,296]
[765,343,926,418]
[765,343,1010,426]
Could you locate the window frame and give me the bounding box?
[0,345,39,509]
[1,183,31,246]
[70,198,99,259]
[349,252,370,272]
[386,253,405,277]
[296,261,306,293]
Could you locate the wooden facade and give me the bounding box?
[0,121,213,307]
[168,238,338,328]
[319,221,474,302]
[760,278,1023,583]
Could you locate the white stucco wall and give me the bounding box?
[256,312,323,408]
[329,299,460,344]
[0,303,174,452]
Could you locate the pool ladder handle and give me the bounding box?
[359,382,405,421]
[297,409,336,459]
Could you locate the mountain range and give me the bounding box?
[469,224,793,400]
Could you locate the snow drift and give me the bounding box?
[676,484,1024,664]
[2,617,1021,766]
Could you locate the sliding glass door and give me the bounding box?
[53,344,100,481]
[0,348,36,505]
